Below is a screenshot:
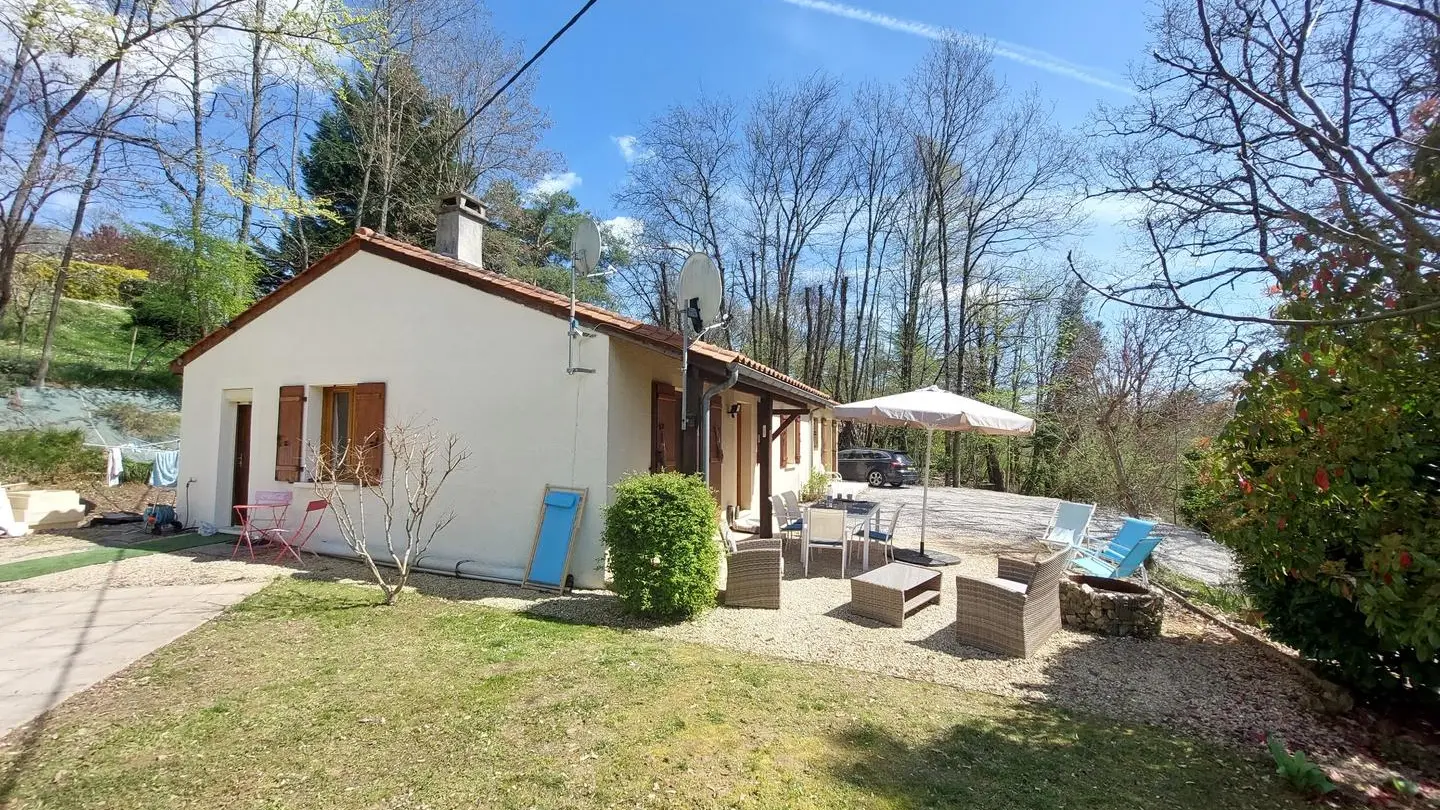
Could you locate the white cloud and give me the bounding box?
[1084,194,1149,225]
[611,135,644,163]
[602,215,644,246]
[776,0,1137,97]
[527,171,582,197]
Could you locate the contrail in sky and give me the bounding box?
[777,0,1137,97]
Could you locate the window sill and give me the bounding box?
[292,481,359,491]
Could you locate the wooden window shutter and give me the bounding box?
[353,382,387,484]
[778,420,788,464]
[275,385,305,482]
[652,382,679,472]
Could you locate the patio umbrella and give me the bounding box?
[832,386,1035,566]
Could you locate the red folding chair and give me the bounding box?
[267,499,327,565]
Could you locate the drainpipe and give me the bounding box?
[699,363,741,486]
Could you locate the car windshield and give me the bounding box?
[892,453,915,465]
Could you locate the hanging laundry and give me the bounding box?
[106,446,124,487]
[149,450,179,488]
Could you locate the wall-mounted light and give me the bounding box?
[728,404,740,418]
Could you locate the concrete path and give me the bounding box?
[0,581,265,737]
[851,485,1239,585]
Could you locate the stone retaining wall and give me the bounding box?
[1060,575,1164,638]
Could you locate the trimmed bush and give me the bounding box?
[602,471,720,620]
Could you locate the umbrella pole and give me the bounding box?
[920,426,932,555]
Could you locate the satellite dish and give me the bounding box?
[677,252,722,333]
[570,218,602,276]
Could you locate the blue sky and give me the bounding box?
[486,0,1152,229]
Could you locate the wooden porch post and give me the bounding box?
[758,395,773,538]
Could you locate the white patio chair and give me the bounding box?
[1040,501,1096,550]
[803,507,849,578]
[854,503,903,567]
[770,494,803,542]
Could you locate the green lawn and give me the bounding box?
[0,298,177,392]
[0,579,1305,810]
[0,533,217,583]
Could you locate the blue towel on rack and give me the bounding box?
[149,450,179,487]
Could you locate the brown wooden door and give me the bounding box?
[708,399,723,495]
[231,402,252,525]
[652,382,679,472]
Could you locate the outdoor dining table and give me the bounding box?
[812,497,884,571]
[230,503,285,560]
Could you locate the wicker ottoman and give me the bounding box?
[849,562,942,627]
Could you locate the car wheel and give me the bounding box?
[868,470,885,487]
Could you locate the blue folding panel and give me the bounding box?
[525,487,586,591]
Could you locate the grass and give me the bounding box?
[0,299,178,393]
[1152,566,1258,621]
[0,533,217,583]
[94,401,181,442]
[0,578,1307,810]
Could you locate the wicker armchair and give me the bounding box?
[955,547,1074,657]
[723,531,784,609]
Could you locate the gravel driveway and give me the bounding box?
[854,484,1238,585]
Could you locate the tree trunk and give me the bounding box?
[1098,424,1142,516]
[35,137,106,388]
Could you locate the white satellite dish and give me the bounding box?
[570,218,602,276]
[677,251,722,333]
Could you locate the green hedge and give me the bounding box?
[602,472,720,620]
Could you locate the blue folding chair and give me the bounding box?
[1070,518,1162,585]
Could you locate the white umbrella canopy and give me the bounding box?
[832,386,1036,566]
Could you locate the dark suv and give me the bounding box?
[837,448,920,487]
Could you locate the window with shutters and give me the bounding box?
[321,385,355,478]
[314,382,386,483]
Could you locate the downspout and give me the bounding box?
[700,363,741,485]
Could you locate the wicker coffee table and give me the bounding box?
[849,562,942,627]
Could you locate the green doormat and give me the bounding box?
[0,533,227,583]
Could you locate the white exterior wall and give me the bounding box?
[178,252,613,588]
[606,339,825,513]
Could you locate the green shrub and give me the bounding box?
[1176,439,1223,532]
[0,429,102,485]
[123,459,153,484]
[800,468,830,501]
[1208,242,1440,696]
[602,471,720,620]
[28,257,149,304]
[1266,734,1336,797]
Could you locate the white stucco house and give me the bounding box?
[171,193,838,589]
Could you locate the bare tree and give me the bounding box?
[738,72,850,373]
[311,419,471,606]
[614,98,738,332]
[1089,0,1440,325]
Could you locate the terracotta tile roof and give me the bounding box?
[172,229,836,407]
